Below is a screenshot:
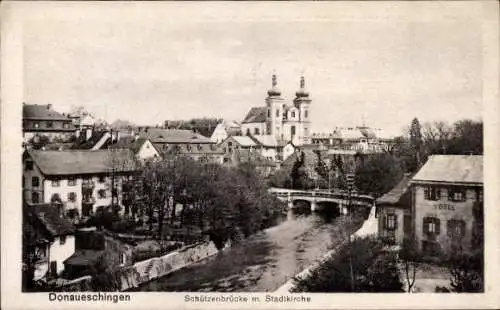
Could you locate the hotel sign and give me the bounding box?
[434,204,456,211]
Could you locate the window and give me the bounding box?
[59,235,66,245]
[98,189,107,199]
[291,126,296,136]
[447,219,466,239]
[424,187,441,201]
[25,161,34,171]
[120,253,126,266]
[47,121,53,128]
[63,122,69,129]
[34,122,40,128]
[384,214,397,230]
[68,192,77,202]
[228,142,233,147]
[98,176,106,183]
[51,193,62,203]
[305,110,308,118]
[32,192,40,203]
[32,176,40,187]
[51,179,60,187]
[276,109,280,118]
[291,111,295,118]
[448,187,466,202]
[267,109,270,118]
[254,128,260,135]
[197,144,202,151]
[246,129,250,135]
[67,178,76,186]
[423,217,441,236]
[187,144,192,151]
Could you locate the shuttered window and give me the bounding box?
[384,214,397,230]
[423,217,441,236]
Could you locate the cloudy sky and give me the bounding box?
[23,2,484,135]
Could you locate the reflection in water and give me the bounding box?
[135,207,361,292]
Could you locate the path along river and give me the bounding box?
[134,208,366,292]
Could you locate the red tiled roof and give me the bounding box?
[242,107,267,124]
[376,174,413,206]
[28,203,76,237]
[412,155,483,185]
[23,104,72,121]
[138,128,213,144]
[27,149,136,176]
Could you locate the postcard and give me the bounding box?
[1,1,499,309]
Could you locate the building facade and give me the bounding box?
[24,203,76,280]
[137,128,224,164]
[410,155,483,257]
[241,75,312,146]
[23,103,77,144]
[23,149,136,219]
[376,174,413,248]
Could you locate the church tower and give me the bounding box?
[265,74,285,139]
[293,76,312,145]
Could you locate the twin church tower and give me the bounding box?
[241,75,312,146]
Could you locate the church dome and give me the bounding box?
[267,74,281,97]
[295,76,309,98]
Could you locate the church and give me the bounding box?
[241,75,312,146]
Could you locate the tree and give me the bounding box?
[408,118,423,171]
[354,154,404,197]
[292,237,404,292]
[399,238,420,293]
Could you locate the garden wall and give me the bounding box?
[119,241,220,291]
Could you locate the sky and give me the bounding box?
[22,2,484,136]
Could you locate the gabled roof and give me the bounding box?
[249,135,286,147]
[138,128,213,144]
[28,203,76,237]
[27,149,136,176]
[72,131,108,150]
[412,155,483,185]
[23,104,72,121]
[228,136,258,147]
[376,174,413,206]
[242,107,267,124]
[108,137,156,154]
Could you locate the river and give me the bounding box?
[134,208,366,292]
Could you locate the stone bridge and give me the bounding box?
[268,188,374,213]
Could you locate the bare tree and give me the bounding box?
[399,239,419,293]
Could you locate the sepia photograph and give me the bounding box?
[1,1,499,309]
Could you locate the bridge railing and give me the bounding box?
[269,187,374,204]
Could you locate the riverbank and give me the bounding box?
[275,206,378,293]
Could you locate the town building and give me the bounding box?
[218,135,258,156]
[223,148,277,178]
[241,75,312,147]
[22,103,77,144]
[23,203,76,281]
[137,128,224,163]
[330,126,397,153]
[108,136,160,161]
[23,149,137,219]
[63,227,134,280]
[376,173,413,248]
[410,155,483,257]
[210,120,241,143]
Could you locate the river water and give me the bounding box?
[134,208,365,292]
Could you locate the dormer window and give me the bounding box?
[47,121,53,128]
